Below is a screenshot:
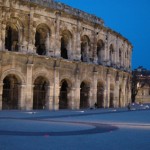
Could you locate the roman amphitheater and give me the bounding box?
[0,0,132,110]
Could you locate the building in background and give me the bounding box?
[133,66,150,103]
[0,0,132,110]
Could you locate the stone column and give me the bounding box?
[18,84,26,110]
[26,63,34,110]
[76,20,81,61]
[103,85,107,108]
[116,38,119,67]
[45,33,50,56]
[105,72,111,107]
[91,70,98,106]
[48,85,54,110]
[0,82,3,110]
[74,67,80,109]
[27,9,36,54]
[53,65,60,110]
[45,85,50,110]
[0,8,2,51]
[103,34,109,66]
[114,80,119,107]
[1,23,6,51]
[54,12,61,57]
[93,30,98,64]
[122,77,127,107]
[68,88,76,109]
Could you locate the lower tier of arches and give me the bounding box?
[0,52,131,110]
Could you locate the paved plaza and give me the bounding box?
[0,107,150,150]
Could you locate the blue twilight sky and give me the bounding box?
[57,0,150,70]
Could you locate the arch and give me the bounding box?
[1,69,25,84]
[109,44,114,65]
[110,84,114,108]
[5,24,19,51]
[2,74,21,109]
[60,30,72,59]
[33,76,49,109]
[35,24,51,55]
[80,81,90,109]
[97,40,104,64]
[97,81,104,108]
[81,35,90,62]
[5,17,24,52]
[59,79,72,109]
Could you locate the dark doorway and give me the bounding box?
[110,92,114,108]
[33,77,48,109]
[59,80,68,109]
[80,82,89,109]
[97,82,104,108]
[5,25,18,51]
[61,37,68,59]
[35,28,47,55]
[2,75,19,109]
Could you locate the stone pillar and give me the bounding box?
[0,8,2,51]
[54,12,61,57]
[103,85,107,108]
[0,82,3,110]
[68,88,76,109]
[45,33,50,56]
[122,77,127,107]
[105,72,111,107]
[53,65,60,110]
[91,70,98,106]
[27,9,36,54]
[74,67,80,109]
[76,20,81,61]
[1,23,6,51]
[103,34,109,66]
[93,30,98,64]
[114,80,119,107]
[26,64,33,110]
[47,85,53,110]
[45,85,50,110]
[18,84,26,110]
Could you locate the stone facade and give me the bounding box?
[0,0,132,110]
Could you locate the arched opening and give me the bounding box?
[80,82,90,109]
[110,84,114,108]
[109,44,114,65]
[97,40,104,64]
[61,30,72,59]
[33,77,49,109]
[97,82,104,108]
[2,75,20,109]
[81,35,90,62]
[35,24,50,55]
[119,49,122,66]
[59,80,68,109]
[5,25,19,51]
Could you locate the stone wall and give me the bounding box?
[0,0,132,110]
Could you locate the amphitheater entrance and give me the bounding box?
[35,24,50,55]
[59,80,69,109]
[2,75,20,109]
[33,77,49,109]
[5,25,18,51]
[110,84,114,108]
[80,82,90,109]
[97,82,104,108]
